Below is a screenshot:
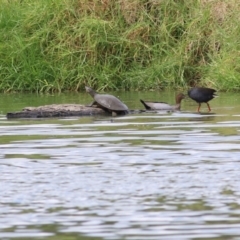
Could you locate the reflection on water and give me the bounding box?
[1,92,240,240]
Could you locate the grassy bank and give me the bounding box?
[0,0,240,92]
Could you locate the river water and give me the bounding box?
[1,91,240,240]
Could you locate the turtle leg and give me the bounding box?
[86,101,97,107]
[206,102,211,112]
[112,111,117,117]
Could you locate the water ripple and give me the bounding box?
[1,112,240,239]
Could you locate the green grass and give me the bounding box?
[1,0,240,92]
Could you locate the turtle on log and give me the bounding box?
[85,86,129,116]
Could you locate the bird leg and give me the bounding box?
[197,103,201,112]
[206,102,211,112]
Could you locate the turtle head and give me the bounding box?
[85,86,96,97]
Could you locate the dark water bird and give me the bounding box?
[140,93,185,111]
[85,86,129,116]
[188,87,217,112]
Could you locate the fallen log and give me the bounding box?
[6,104,109,119]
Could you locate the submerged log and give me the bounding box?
[6,104,109,119]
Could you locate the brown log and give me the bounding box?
[6,104,109,119]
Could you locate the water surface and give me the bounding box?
[1,91,240,240]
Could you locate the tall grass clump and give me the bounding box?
[0,0,240,92]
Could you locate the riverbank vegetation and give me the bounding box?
[1,0,240,92]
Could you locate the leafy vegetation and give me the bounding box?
[1,0,240,92]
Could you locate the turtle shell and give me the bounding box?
[85,86,128,112]
[95,94,128,111]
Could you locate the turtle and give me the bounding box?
[85,86,129,116]
[140,93,185,111]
